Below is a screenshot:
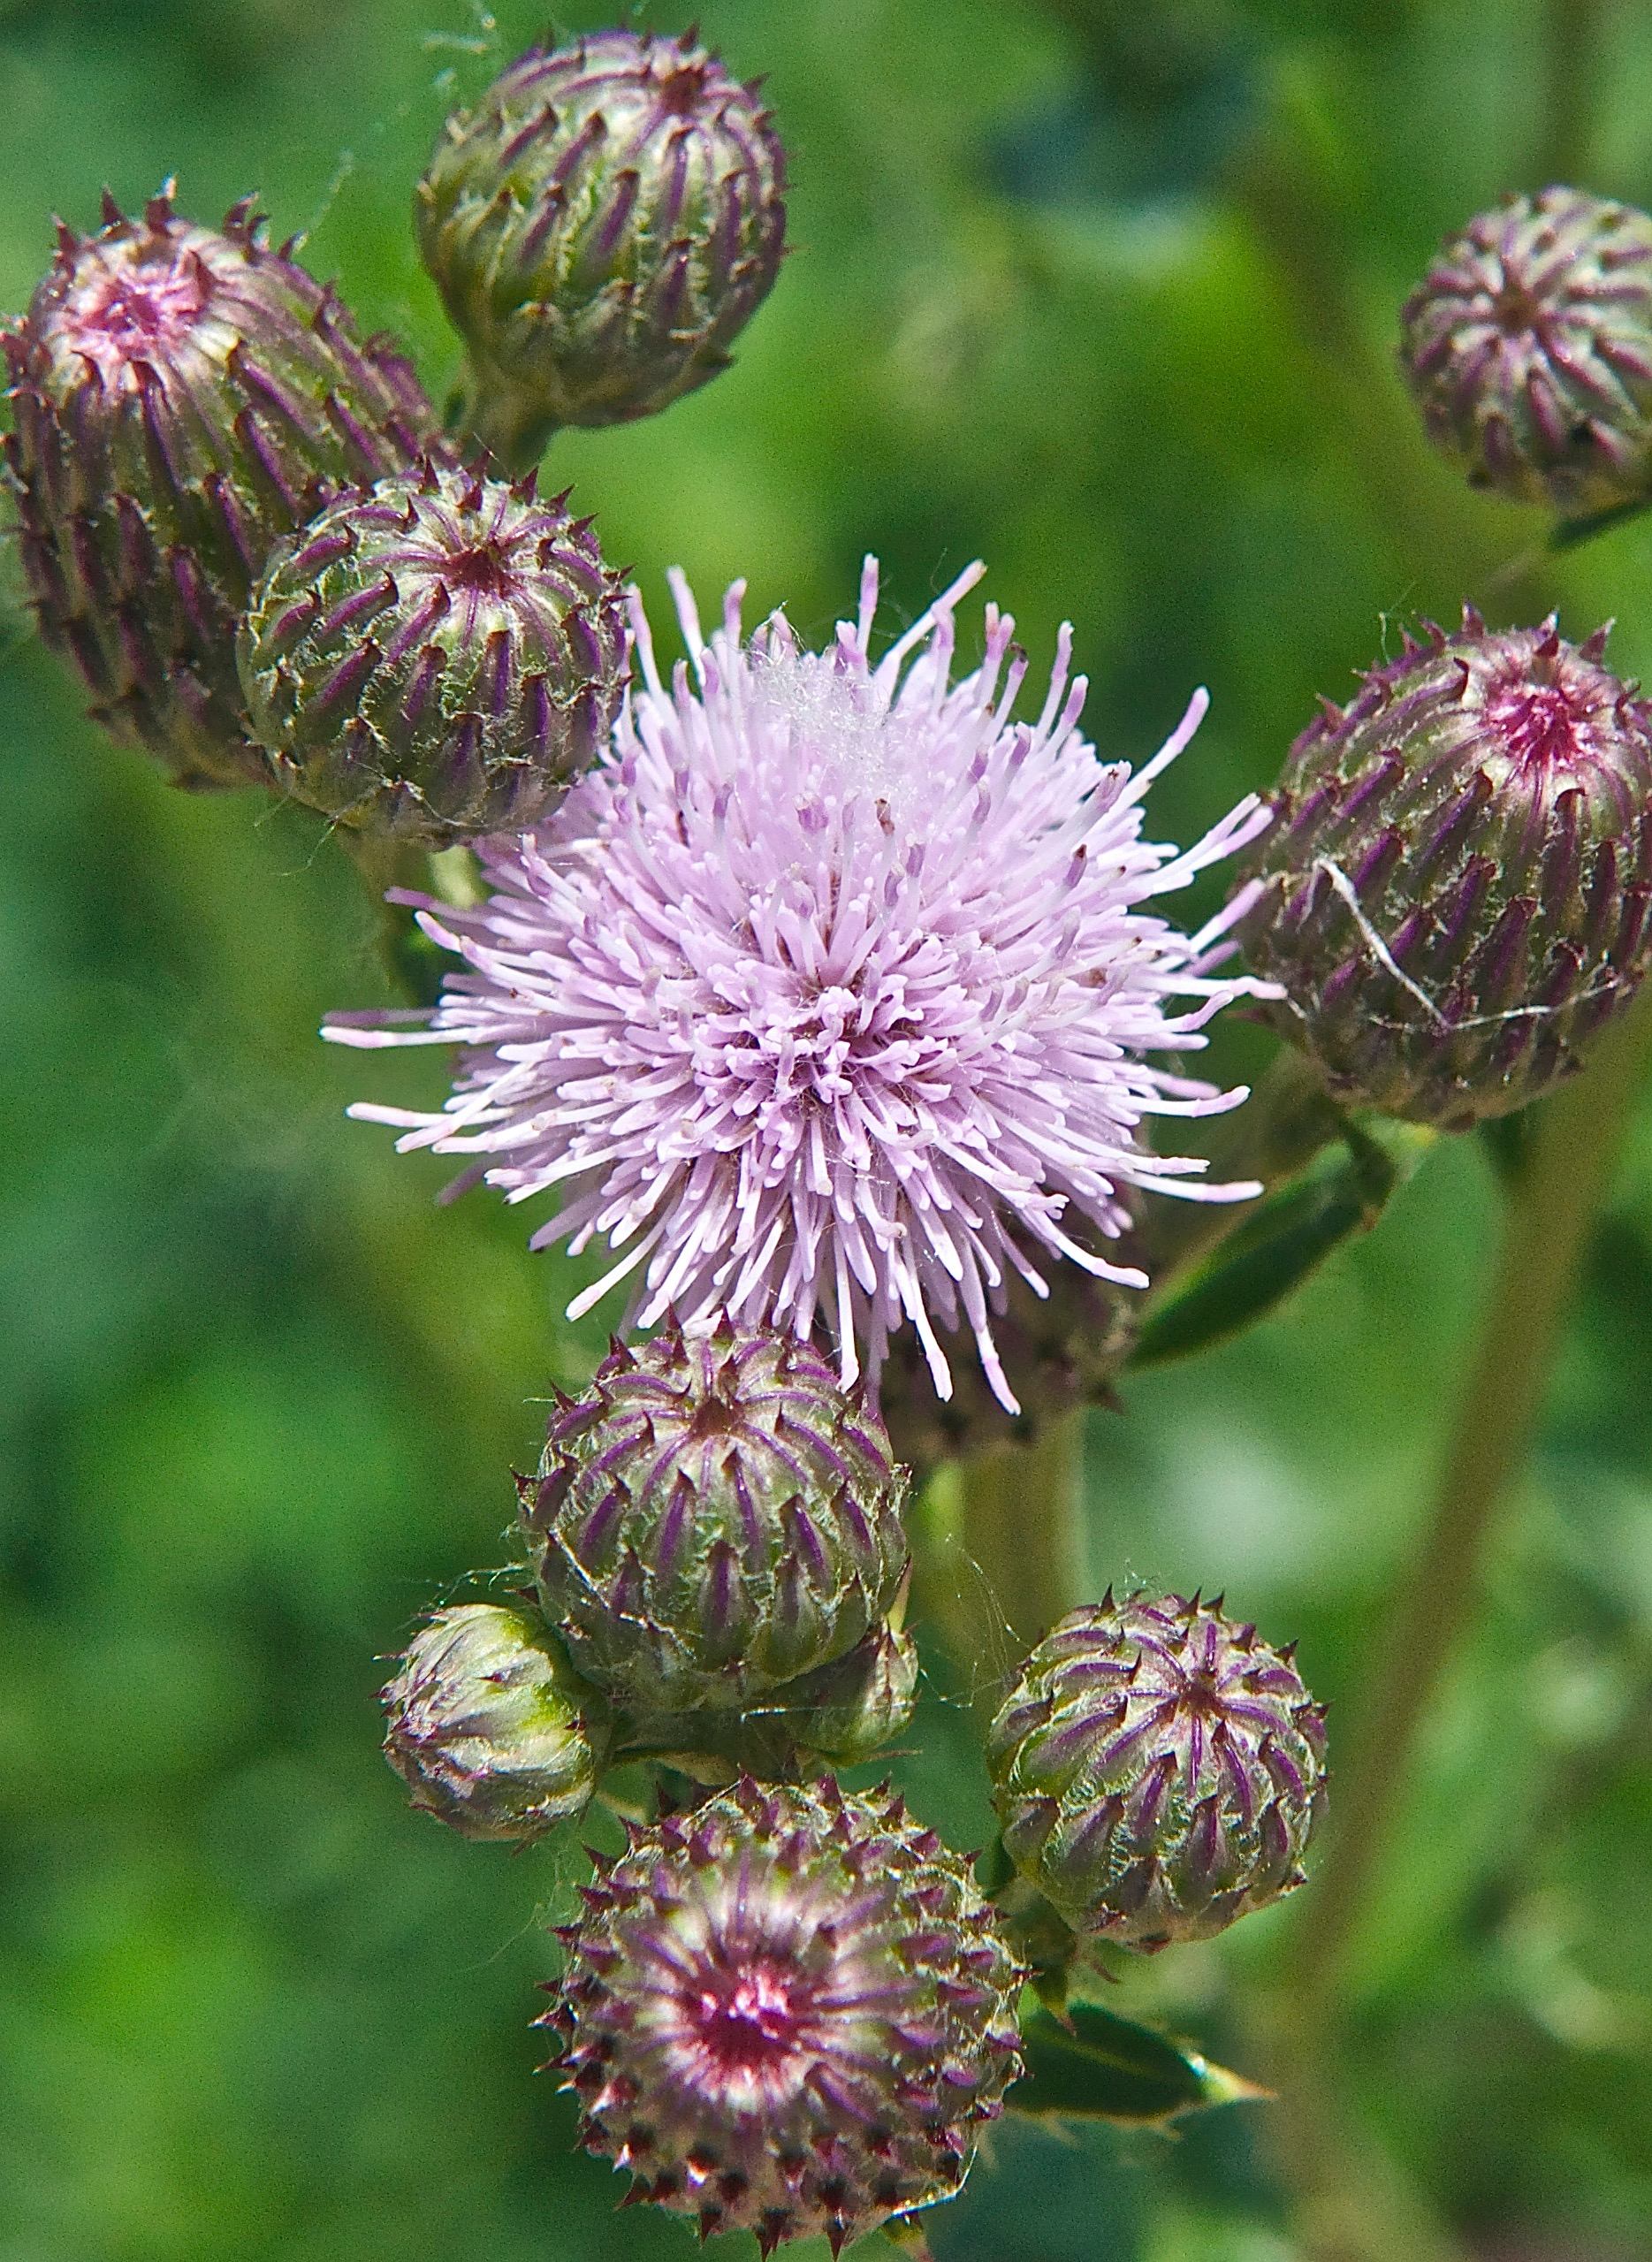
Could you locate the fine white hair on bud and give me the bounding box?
[328,559,1275,1412]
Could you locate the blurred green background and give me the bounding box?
[4,1,1652,2257]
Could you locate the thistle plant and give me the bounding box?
[18,20,1652,2262]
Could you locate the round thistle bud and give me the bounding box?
[782,1621,921,1766]
[986,1592,1327,1951]
[238,461,626,842]
[382,1602,609,1841]
[544,1776,1023,2253]
[1399,188,1652,516]
[520,1319,911,1715]
[2,187,434,788]
[416,28,787,469]
[1236,614,1652,1128]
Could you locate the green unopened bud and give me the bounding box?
[416,29,787,470]
[238,460,626,842]
[1399,188,1652,517]
[521,1317,910,1714]
[783,1619,920,1765]
[382,1602,609,1840]
[1237,613,1652,1128]
[987,1592,1327,1951]
[2,187,434,788]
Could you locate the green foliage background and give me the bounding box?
[3,2,1652,2257]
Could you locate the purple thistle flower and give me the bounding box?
[327,560,1274,1410]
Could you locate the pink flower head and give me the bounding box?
[328,560,1275,1410]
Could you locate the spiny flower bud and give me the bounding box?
[1399,188,1652,516]
[1236,614,1652,1127]
[521,1318,911,1713]
[986,1592,1326,1951]
[542,1776,1024,2253]
[382,1602,609,1841]
[781,1620,920,1766]
[238,460,626,842]
[416,28,787,469]
[2,187,433,788]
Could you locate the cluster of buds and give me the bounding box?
[4,26,788,837]
[384,1317,921,1830]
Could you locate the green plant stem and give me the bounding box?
[1268,986,1652,2262]
[1296,982,1652,2003]
[949,1404,1085,1666]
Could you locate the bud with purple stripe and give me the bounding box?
[415,28,787,470]
[1235,613,1652,1127]
[2,186,434,788]
[1399,187,1652,517]
[520,1317,910,1714]
[237,458,626,842]
[987,1592,1327,1950]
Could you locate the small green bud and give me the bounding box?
[987,1592,1327,1950]
[382,1602,609,1840]
[416,29,787,469]
[238,460,627,842]
[1237,613,1652,1127]
[2,187,434,788]
[782,1619,920,1765]
[1399,188,1652,517]
[521,1317,911,1714]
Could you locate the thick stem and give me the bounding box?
[1296,983,1652,2003]
[1268,986,1652,2262]
[947,1405,1086,1673]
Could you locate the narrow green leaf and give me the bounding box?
[1128,1118,1435,1368]
[1009,1999,1268,2126]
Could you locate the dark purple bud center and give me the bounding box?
[1481,665,1596,779]
[669,1940,821,2107]
[441,537,520,598]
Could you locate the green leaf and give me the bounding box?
[1128,1117,1435,1368]
[1009,1999,1268,2126]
